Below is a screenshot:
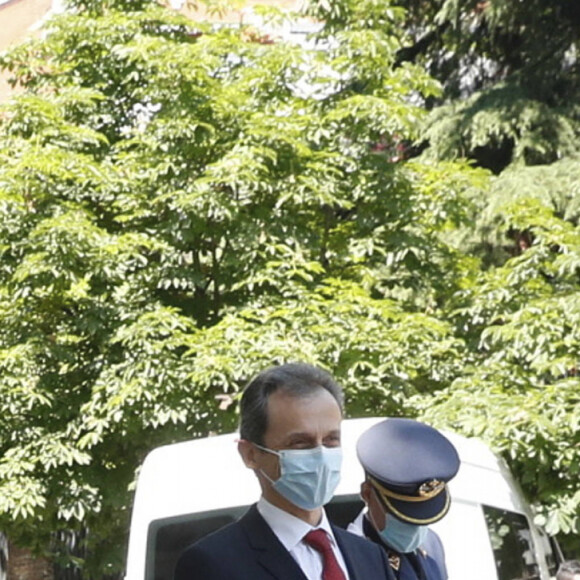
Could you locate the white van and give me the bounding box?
[124,417,561,580]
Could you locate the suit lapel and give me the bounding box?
[333,526,363,580]
[240,505,310,580]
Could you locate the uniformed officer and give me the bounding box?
[347,418,460,580]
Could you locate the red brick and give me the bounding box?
[6,541,53,580]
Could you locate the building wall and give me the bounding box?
[0,0,53,51]
[0,0,54,99]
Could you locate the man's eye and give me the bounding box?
[288,440,312,449]
[323,436,341,447]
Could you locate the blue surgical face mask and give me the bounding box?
[254,444,342,510]
[377,514,429,553]
[370,488,428,553]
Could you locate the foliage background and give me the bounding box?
[0,0,578,576]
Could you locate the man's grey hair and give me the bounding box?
[239,362,344,445]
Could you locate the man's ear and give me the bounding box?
[238,439,259,469]
[360,480,372,505]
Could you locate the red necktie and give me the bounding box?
[304,529,347,580]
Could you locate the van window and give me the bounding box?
[483,505,540,580]
[148,506,249,580]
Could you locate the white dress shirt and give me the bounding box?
[257,497,351,580]
[346,510,365,537]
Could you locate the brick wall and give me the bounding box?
[6,542,53,580]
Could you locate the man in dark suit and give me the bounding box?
[174,362,395,580]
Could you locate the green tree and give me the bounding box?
[387,0,580,554]
[397,0,580,172]
[312,0,580,559]
[0,0,481,575]
[2,0,579,573]
[416,192,580,543]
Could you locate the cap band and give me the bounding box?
[369,476,445,502]
[369,476,451,525]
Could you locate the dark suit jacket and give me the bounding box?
[174,504,396,579]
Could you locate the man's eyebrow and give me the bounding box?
[285,431,317,441]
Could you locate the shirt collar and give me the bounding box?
[257,497,338,552]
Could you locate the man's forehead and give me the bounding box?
[267,386,341,408]
[263,389,342,443]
